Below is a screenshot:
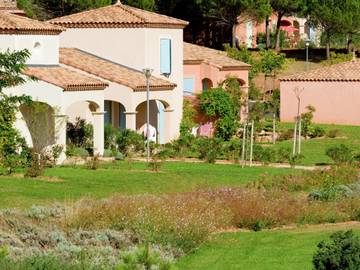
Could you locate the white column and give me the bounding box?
[241,86,250,122]
[92,111,105,156]
[163,108,175,143]
[54,114,68,164]
[124,111,137,131]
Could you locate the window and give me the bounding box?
[104,101,112,124]
[202,78,213,92]
[183,77,195,96]
[160,38,171,76]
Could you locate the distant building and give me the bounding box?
[280,59,360,125]
[236,13,321,49]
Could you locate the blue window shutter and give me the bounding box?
[160,39,171,75]
[183,77,195,96]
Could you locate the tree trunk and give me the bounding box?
[265,16,271,49]
[326,37,331,60]
[347,33,353,54]
[274,14,283,51]
[232,23,238,48]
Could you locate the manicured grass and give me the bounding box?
[268,123,360,165]
[0,161,295,209]
[177,224,360,270]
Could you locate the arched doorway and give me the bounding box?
[136,100,169,144]
[19,102,55,152]
[104,100,126,130]
[202,78,213,92]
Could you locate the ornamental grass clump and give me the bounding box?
[63,193,232,252]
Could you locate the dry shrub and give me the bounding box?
[207,188,304,230]
[250,165,359,192]
[63,193,232,252]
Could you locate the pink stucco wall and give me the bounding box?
[184,62,249,95]
[280,81,360,125]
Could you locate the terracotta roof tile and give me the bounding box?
[59,48,177,91]
[280,60,360,82]
[49,3,188,29]
[0,0,24,14]
[23,66,108,91]
[0,12,63,35]
[183,42,251,70]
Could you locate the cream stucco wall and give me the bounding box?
[280,81,360,125]
[0,35,59,65]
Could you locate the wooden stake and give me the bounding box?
[250,120,255,166]
[241,122,247,167]
[293,117,298,157]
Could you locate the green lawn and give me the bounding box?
[0,162,295,209]
[177,224,360,270]
[269,123,360,165]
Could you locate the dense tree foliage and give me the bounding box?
[0,50,32,174]
[307,0,360,59]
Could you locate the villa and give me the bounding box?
[280,59,360,125]
[1,1,249,161]
[236,13,321,48]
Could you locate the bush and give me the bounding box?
[196,137,221,163]
[308,126,326,138]
[327,129,342,138]
[103,149,113,158]
[221,138,242,162]
[253,145,276,165]
[278,128,294,141]
[276,147,292,163]
[313,230,360,270]
[66,147,89,158]
[116,129,144,156]
[66,118,93,148]
[104,124,119,151]
[24,150,45,178]
[326,144,354,164]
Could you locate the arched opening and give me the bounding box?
[104,100,126,130]
[202,78,213,91]
[135,100,169,144]
[19,102,55,152]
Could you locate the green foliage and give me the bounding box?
[121,0,156,11]
[196,137,222,163]
[0,49,32,174]
[117,245,175,270]
[0,49,31,91]
[326,144,354,165]
[308,126,326,139]
[322,52,353,65]
[180,99,197,137]
[253,145,276,165]
[66,118,93,148]
[327,129,342,138]
[200,88,239,140]
[301,105,316,138]
[313,230,360,270]
[259,50,286,76]
[307,0,360,57]
[25,150,45,178]
[116,129,144,155]
[27,0,112,20]
[104,123,118,150]
[66,146,90,158]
